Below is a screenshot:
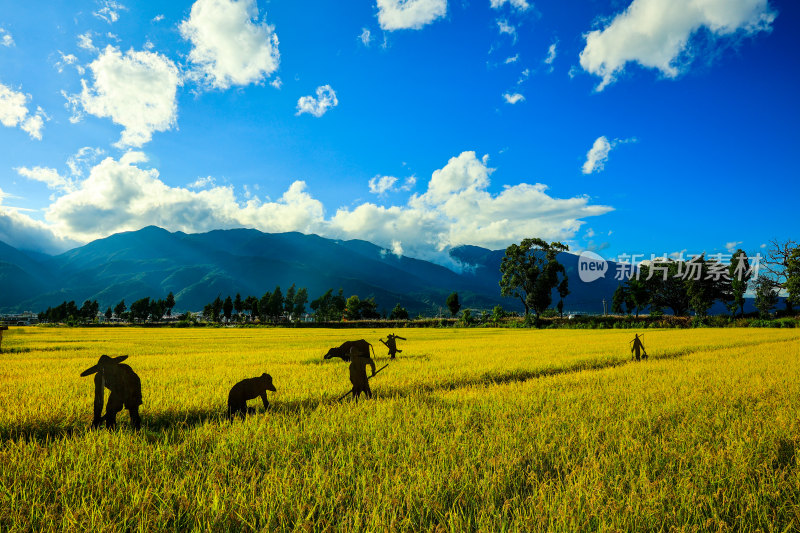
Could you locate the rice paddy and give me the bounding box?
[0,326,798,531]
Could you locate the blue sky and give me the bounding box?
[0,0,797,267]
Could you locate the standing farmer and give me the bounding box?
[631,334,648,361]
[379,333,406,359]
[348,347,377,400]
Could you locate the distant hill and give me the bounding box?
[0,226,757,316]
[0,226,519,315]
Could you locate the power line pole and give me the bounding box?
[602,298,607,316]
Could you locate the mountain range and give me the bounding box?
[0,225,630,315]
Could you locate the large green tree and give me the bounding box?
[165,292,176,317]
[446,292,460,317]
[753,276,779,318]
[223,296,233,322]
[268,286,283,322]
[293,288,308,319]
[344,295,361,320]
[499,238,568,318]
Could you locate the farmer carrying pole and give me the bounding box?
[339,346,387,401]
[630,333,647,361]
[379,333,406,359]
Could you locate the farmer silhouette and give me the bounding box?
[631,334,647,361]
[80,355,142,429]
[348,347,377,400]
[379,333,406,359]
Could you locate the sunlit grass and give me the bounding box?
[0,326,798,531]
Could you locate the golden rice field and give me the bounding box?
[0,326,798,532]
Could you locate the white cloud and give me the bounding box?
[180,0,280,90]
[78,32,98,52]
[505,54,519,64]
[188,176,216,189]
[54,52,82,74]
[490,0,530,10]
[69,45,182,148]
[725,241,743,253]
[579,0,776,91]
[0,207,78,254]
[94,1,127,24]
[152,14,165,22]
[0,83,47,140]
[581,136,637,174]
[369,176,398,196]
[497,19,516,41]
[360,28,372,46]
[10,151,610,265]
[270,77,282,89]
[296,85,338,117]
[376,0,447,31]
[517,68,530,84]
[503,92,524,104]
[582,136,613,174]
[0,28,14,47]
[545,42,557,66]
[331,151,611,261]
[391,240,404,257]
[44,153,324,243]
[67,147,105,177]
[16,167,75,193]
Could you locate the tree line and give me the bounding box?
[611,243,799,318]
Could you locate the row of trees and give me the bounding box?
[612,244,800,318]
[38,292,176,324]
[202,285,309,323]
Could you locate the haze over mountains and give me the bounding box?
[0,226,624,316]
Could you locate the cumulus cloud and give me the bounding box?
[16,167,76,193]
[582,136,612,174]
[503,92,524,104]
[579,0,776,91]
[94,1,127,24]
[10,151,610,265]
[504,54,519,64]
[582,136,637,174]
[0,83,47,139]
[296,85,338,117]
[43,152,324,242]
[180,0,280,90]
[331,151,612,261]
[68,45,182,147]
[490,0,530,10]
[1,28,14,47]
[0,191,78,253]
[376,0,447,31]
